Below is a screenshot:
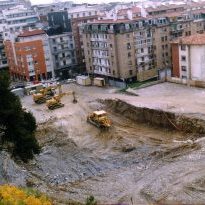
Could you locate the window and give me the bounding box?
[128,52,131,57]
[113,70,115,75]
[141,48,144,53]
[165,36,167,41]
[127,43,131,50]
[181,55,186,61]
[181,66,187,71]
[161,37,164,42]
[181,45,186,51]
[129,70,133,75]
[90,66,92,70]
[62,53,65,57]
[182,75,187,79]
[110,44,112,48]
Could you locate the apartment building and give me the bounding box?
[2,6,39,40]
[48,30,76,78]
[117,7,141,20]
[68,6,99,67]
[134,26,157,81]
[48,11,72,33]
[171,33,205,82]
[83,20,146,83]
[5,29,54,81]
[151,11,205,72]
[0,32,8,69]
[0,0,31,12]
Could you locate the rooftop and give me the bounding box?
[18,29,46,37]
[91,18,143,24]
[172,33,205,45]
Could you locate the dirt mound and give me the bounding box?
[103,99,205,134]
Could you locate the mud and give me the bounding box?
[2,84,205,204]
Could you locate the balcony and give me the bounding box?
[90,37,108,42]
[93,62,110,67]
[91,45,109,50]
[92,54,109,58]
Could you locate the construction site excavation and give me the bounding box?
[5,82,205,204]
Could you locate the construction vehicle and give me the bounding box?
[46,91,77,110]
[87,110,111,129]
[32,84,61,104]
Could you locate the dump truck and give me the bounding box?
[87,110,111,128]
[46,91,77,110]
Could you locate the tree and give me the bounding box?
[0,71,40,162]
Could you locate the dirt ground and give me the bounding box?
[126,82,205,115]
[19,82,205,204]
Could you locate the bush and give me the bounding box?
[0,71,40,162]
[85,196,97,205]
[0,184,52,205]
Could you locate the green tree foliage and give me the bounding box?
[85,196,97,205]
[0,71,40,162]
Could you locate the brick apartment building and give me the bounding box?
[5,29,54,81]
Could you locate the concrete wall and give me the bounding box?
[190,45,205,81]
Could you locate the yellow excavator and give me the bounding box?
[87,110,111,129]
[46,91,77,110]
[32,84,61,104]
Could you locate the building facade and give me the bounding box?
[5,29,54,81]
[68,6,100,67]
[48,11,72,33]
[2,6,39,41]
[171,33,205,82]
[83,20,140,82]
[48,31,76,78]
[0,32,8,69]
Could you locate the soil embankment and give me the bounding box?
[103,98,205,134]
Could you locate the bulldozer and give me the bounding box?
[32,84,61,104]
[87,110,111,129]
[46,91,77,110]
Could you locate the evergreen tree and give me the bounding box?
[0,71,40,162]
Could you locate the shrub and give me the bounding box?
[0,184,52,205]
